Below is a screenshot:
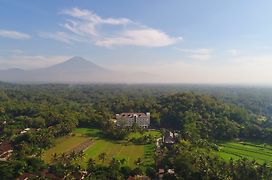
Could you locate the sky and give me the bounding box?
[1,0,272,84]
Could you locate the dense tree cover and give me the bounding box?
[1,83,272,179]
[2,84,270,142]
[1,83,272,144]
[158,140,272,179]
[159,93,260,140]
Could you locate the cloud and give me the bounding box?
[96,29,182,47]
[0,55,71,69]
[61,7,131,36]
[11,49,24,54]
[61,7,131,25]
[0,30,31,40]
[110,54,272,84]
[41,8,181,47]
[39,31,84,44]
[176,48,213,60]
[227,49,239,56]
[0,49,24,54]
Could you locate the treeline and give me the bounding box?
[1,84,272,142]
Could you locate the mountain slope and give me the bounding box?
[42,56,108,72]
[0,56,156,83]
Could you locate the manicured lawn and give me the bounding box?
[43,127,160,168]
[216,141,272,164]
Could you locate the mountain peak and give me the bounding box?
[65,56,89,63]
[0,56,156,83]
[56,56,96,67]
[46,56,108,72]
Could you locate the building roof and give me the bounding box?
[118,113,149,118]
[163,132,176,144]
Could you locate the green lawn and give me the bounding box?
[82,139,144,167]
[128,130,161,139]
[43,128,160,168]
[75,128,158,168]
[216,141,272,164]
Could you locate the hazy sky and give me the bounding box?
[1,0,272,84]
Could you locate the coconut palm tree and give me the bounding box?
[87,158,96,176]
[120,158,126,165]
[134,157,143,166]
[98,152,107,164]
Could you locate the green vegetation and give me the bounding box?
[42,128,159,168]
[128,130,161,139]
[83,139,144,167]
[2,83,272,179]
[216,141,272,164]
[42,134,88,163]
[78,128,157,168]
[160,140,272,180]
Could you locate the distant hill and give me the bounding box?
[0,56,156,83]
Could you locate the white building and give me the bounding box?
[116,112,150,128]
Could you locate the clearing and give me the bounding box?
[42,134,89,163]
[42,128,161,168]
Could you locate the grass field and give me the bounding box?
[42,134,89,163]
[74,128,158,168]
[216,141,272,164]
[128,130,161,139]
[42,128,160,168]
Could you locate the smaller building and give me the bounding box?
[116,112,150,128]
[20,128,31,134]
[162,131,179,145]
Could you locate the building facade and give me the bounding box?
[116,112,150,128]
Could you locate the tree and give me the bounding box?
[134,157,143,166]
[132,167,143,176]
[120,158,126,165]
[98,152,107,164]
[146,167,156,179]
[120,166,132,179]
[87,158,96,176]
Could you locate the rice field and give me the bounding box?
[216,141,272,164]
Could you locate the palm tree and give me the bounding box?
[120,158,126,165]
[60,153,69,165]
[51,153,58,163]
[70,151,77,161]
[77,150,85,160]
[87,158,96,175]
[134,157,143,166]
[98,152,107,164]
